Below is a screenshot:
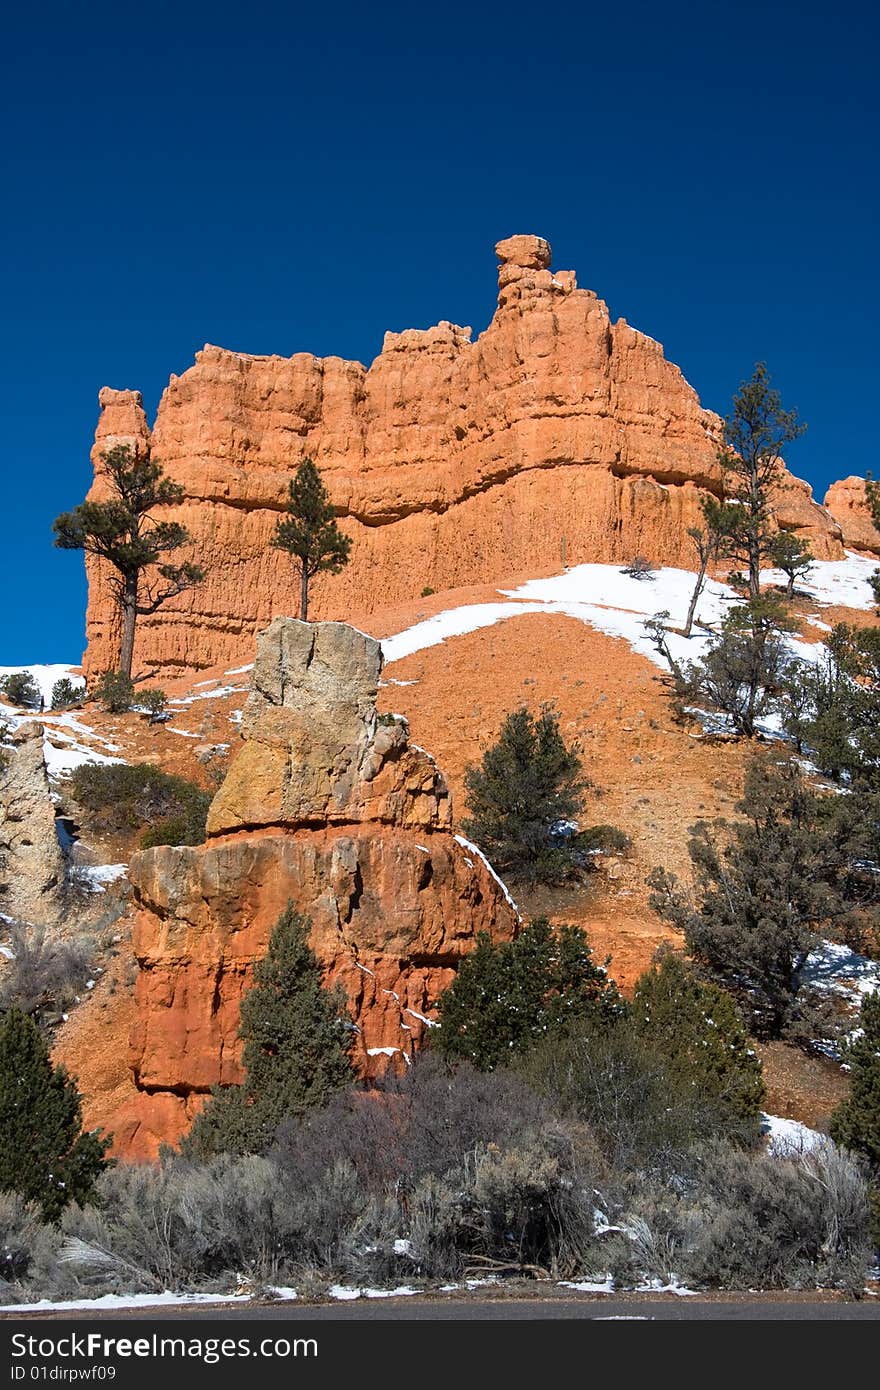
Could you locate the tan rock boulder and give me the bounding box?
[123,618,517,1156]
[0,724,64,925]
[207,618,450,834]
[824,476,880,557]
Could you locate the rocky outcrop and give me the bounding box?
[120,619,518,1159]
[81,235,843,678]
[0,724,64,925]
[824,477,880,557]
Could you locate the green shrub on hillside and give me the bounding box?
[434,917,622,1071]
[70,761,209,847]
[0,672,41,708]
[92,670,135,713]
[631,951,764,1128]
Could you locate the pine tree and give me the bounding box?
[271,458,352,621]
[703,362,806,601]
[0,1008,110,1221]
[682,594,794,738]
[830,992,880,1166]
[829,992,880,1242]
[462,706,588,884]
[648,756,845,1038]
[434,917,621,1070]
[53,444,205,679]
[184,906,354,1156]
[769,530,813,598]
[631,952,764,1127]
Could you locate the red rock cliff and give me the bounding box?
[120,618,519,1158]
[83,234,844,677]
[824,477,880,557]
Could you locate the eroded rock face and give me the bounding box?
[824,477,880,557]
[82,236,844,677]
[0,724,64,925]
[122,619,517,1158]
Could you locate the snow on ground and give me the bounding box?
[71,862,128,893]
[761,551,879,612]
[803,939,880,1001]
[0,663,84,709]
[454,834,520,912]
[0,1291,252,1313]
[168,683,249,706]
[380,555,876,680]
[761,1113,830,1158]
[380,565,739,675]
[327,1285,419,1301]
[41,731,125,778]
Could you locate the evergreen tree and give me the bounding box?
[769,530,813,598]
[631,952,764,1127]
[703,362,806,601]
[0,1008,110,1222]
[682,595,794,738]
[184,906,354,1157]
[648,756,845,1038]
[782,625,880,785]
[462,706,588,884]
[0,672,41,709]
[53,445,205,680]
[271,458,352,621]
[829,992,880,1242]
[434,917,621,1070]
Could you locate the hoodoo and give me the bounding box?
[118,617,519,1158]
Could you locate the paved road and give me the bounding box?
[26,1294,880,1321]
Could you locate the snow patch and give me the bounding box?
[761,1113,830,1157]
[454,834,520,912]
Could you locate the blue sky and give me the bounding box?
[1,0,877,663]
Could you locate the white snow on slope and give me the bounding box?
[0,663,84,709]
[381,565,737,673]
[803,940,880,1001]
[382,602,553,664]
[381,556,876,680]
[454,834,520,912]
[762,1113,830,1158]
[0,1291,252,1313]
[72,863,128,893]
[169,683,248,706]
[761,551,879,611]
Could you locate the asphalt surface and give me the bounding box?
[17,1294,879,1321]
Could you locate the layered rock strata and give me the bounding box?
[121,618,519,1158]
[82,235,844,677]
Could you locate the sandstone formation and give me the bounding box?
[82,236,844,678]
[0,724,65,925]
[824,477,880,557]
[120,618,519,1158]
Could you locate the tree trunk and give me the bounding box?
[300,564,309,622]
[118,582,138,679]
[683,559,709,638]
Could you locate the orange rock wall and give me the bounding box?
[82,235,844,677]
[824,476,880,557]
